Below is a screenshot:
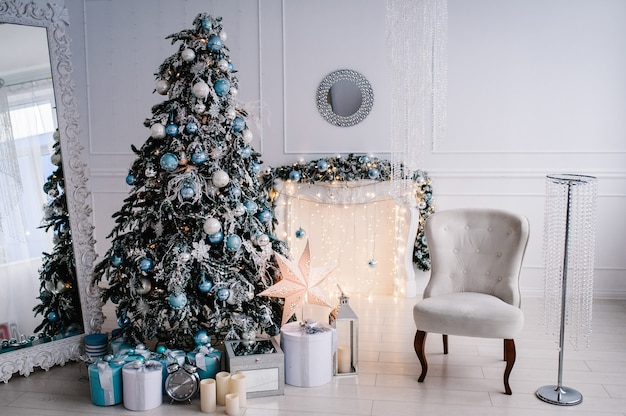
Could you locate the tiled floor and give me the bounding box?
[1,295,625,415]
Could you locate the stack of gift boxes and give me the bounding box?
[87,334,223,411]
[86,332,287,413]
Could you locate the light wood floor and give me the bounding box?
[1,295,625,415]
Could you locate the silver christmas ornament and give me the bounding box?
[181,48,196,62]
[155,80,170,95]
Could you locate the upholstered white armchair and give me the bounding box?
[413,208,530,395]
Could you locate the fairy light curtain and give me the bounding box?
[386,0,447,192]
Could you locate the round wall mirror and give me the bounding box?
[316,69,373,127]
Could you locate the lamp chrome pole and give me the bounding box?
[536,174,596,406]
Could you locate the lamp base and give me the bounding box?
[536,385,583,406]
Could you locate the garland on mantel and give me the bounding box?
[262,154,433,271]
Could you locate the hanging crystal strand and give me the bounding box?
[431,0,448,150]
[537,174,597,406]
[386,0,446,198]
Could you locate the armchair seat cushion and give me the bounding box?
[413,292,524,339]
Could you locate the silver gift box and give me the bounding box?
[224,337,284,398]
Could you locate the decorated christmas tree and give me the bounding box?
[93,14,287,351]
[33,130,83,337]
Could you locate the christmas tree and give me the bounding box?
[93,14,287,351]
[33,130,83,337]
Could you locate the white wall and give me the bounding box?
[65,0,626,298]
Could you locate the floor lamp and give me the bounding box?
[536,174,597,406]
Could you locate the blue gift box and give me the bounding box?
[88,359,124,406]
[187,345,222,380]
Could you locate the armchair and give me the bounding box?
[413,208,530,394]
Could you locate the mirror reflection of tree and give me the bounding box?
[32,130,82,339]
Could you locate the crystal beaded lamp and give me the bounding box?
[536,174,597,406]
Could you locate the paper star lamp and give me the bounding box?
[259,240,337,326]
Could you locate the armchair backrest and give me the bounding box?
[423,208,530,307]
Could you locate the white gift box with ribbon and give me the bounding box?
[280,321,336,387]
[122,359,163,411]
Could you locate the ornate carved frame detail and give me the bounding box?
[0,0,103,382]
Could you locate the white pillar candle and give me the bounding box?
[338,345,351,373]
[225,393,240,416]
[200,378,216,413]
[215,371,231,406]
[229,373,246,407]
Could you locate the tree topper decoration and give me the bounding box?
[259,240,337,326]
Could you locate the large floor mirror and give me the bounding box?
[0,0,103,382]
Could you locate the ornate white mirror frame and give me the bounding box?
[0,0,103,382]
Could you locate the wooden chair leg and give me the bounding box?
[503,339,516,395]
[442,334,448,354]
[414,330,428,382]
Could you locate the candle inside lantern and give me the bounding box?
[216,371,231,406]
[225,393,240,415]
[200,378,216,413]
[338,344,351,373]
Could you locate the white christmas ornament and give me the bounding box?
[242,129,253,144]
[53,130,60,142]
[51,153,62,166]
[192,81,210,99]
[155,80,170,95]
[212,170,230,188]
[181,48,196,62]
[150,123,166,139]
[218,59,229,72]
[203,217,221,235]
[225,108,236,119]
[194,103,206,114]
[219,31,227,41]
[229,87,238,97]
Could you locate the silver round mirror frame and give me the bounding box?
[316,69,374,127]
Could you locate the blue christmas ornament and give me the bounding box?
[243,200,258,214]
[156,345,167,355]
[239,146,251,159]
[139,257,154,272]
[207,230,224,244]
[214,79,230,96]
[180,185,195,200]
[191,150,207,165]
[359,155,370,164]
[160,153,179,171]
[194,330,210,346]
[47,311,59,322]
[207,35,223,52]
[169,292,188,309]
[228,62,234,72]
[117,315,130,327]
[198,279,213,293]
[165,122,179,137]
[256,209,272,224]
[216,287,231,301]
[185,121,199,134]
[226,234,242,251]
[289,170,301,181]
[201,19,212,31]
[295,227,306,239]
[250,162,261,175]
[125,173,135,185]
[111,254,123,267]
[317,159,329,172]
[368,168,380,179]
[232,116,246,133]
